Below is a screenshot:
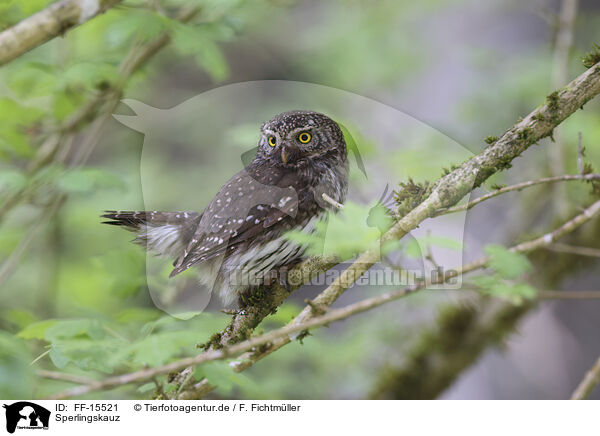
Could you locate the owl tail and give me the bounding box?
[101,210,202,259]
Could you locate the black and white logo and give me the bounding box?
[2,402,50,434]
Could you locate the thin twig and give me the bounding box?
[438,174,600,216]
[37,370,96,385]
[545,242,600,258]
[322,193,344,209]
[540,290,600,299]
[571,355,600,399]
[577,132,584,175]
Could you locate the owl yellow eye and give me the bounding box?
[298,132,311,143]
[268,136,277,147]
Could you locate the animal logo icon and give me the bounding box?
[2,402,50,434]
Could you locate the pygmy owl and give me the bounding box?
[102,110,348,307]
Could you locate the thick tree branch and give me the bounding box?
[204,256,338,350]
[167,256,337,398]
[0,0,122,66]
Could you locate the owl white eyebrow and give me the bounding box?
[262,129,282,141]
[287,126,313,137]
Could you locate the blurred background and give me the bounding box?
[0,0,599,399]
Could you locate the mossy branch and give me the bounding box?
[0,0,122,66]
[370,299,532,399]
[167,256,337,399]
[202,256,338,351]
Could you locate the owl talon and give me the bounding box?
[220,308,240,315]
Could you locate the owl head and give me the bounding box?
[257,110,347,168]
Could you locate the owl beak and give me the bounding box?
[281,147,290,164]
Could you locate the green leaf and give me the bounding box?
[194,39,229,82]
[53,91,84,120]
[0,331,32,361]
[106,9,168,47]
[0,169,26,191]
[128,335,182,367]
[6,61,57,98]
[62,62,117,87]
[137,382,156,393]
[0,332,34,398]
[484,244,532,279]
[3,309,37,329]
[121,331,199,367]
[45,319,105,341]
[170,22,229,82]
[17,319,57,340]
[49,339,118,372]
[0,98,43,158]
[49,345,70,369]
[285,201,389,260]
[471,275,537,305]
[115,308,162,325]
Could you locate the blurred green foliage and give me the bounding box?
[0,0,599,400]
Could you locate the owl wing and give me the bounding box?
[169,164,307,277]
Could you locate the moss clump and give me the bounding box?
[484,136,498,145]
[393,178,433,217]
[238,286,268,308]
[546,91,560,112]
[532,113,545,122]
[296,330,311,344]
[197,332,223,351]
[517,126,532,141]
[582,43,600,68]
[440,164,460,176]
